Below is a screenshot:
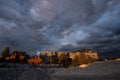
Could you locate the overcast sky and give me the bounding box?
[0,0,120,57]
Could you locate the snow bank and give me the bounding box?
[51,61,120,80]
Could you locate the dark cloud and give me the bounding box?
[0,0,120,57]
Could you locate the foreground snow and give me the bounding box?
[0,60,120,80]
[0,64,51,80]
[51,60,120,80]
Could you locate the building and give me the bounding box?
[40,51,56,57]
[70,49,98,62]
[57,52,67,59]
[83,50,98,61]
[69,52,76,59]
[27,55,42,64]
[39,50,98,64]
[40,51,57,64]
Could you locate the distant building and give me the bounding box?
[57,52,67,59]
[69,52,76,59]
[27,55,42,64]
[40,51,56,57]
[39,50,98,65]
[40,51,57,64]
[70,49,98,62]
[84,51,98,61]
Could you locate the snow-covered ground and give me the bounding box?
[51,60,120,80]
[39,67,64,75]
[0,60,120,80]
[0,64,51,80]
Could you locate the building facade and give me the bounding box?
[70,50,98,61]
[40,50,98,64]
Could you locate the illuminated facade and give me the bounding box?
[70,50,98,61]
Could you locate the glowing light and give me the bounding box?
[36,51,40,55]
[79,64,88,68]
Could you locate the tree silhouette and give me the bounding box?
[50,55,58,64]
[1,47,10,58]
[61,57,72,68]
[58,53,71,67]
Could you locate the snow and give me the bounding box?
[51,60,120,80]
[0,61,120,80]
[17,68,51,80]
[0,64,51,80]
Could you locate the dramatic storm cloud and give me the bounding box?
[0,0,120,57]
